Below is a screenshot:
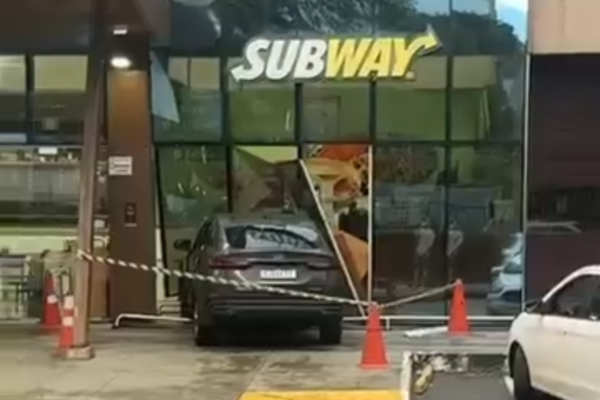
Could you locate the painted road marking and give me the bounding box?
[239,390,403,400]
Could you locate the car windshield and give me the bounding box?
[224,223,322,250]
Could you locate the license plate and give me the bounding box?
[259,269,297,280]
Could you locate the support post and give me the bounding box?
[60,0,106,360]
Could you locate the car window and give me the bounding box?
[224,224,322,250]
[587,284,600,321]
[547,276,599,318]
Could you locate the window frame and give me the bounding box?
[192,219,213,251]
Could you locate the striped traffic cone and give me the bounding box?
[40,273,61,334]
[58,293,75,351]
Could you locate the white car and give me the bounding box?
[508,266,600,400]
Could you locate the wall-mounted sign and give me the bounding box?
[124,202,137,227]
[230,26,441,82]
[108,156,133,176]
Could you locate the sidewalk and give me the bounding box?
[0,324,405,400]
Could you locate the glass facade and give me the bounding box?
[0,0,529,319]
[0,55,107,319]
[154,0,529,318]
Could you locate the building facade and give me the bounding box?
[0,0,540,321]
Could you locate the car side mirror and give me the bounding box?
[525,298,550,314]
[173,239,192,252]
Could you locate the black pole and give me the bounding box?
[442,0,455,315]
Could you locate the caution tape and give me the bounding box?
[378,282,458,310]
[76,250,371,307]
[75,250,459,312]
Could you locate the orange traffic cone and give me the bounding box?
[448,279,470,335]
[58,294,75,351]
[360,305,389,369]
[40,273,61,334]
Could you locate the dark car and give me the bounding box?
[174,211,345,346]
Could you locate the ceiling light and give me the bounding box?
[110,56,132,69]
[113,26,128,36]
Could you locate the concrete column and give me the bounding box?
[106,50,156,319]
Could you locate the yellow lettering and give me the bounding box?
[392,27,441,79]
[358,38,392,78]
[326,38,372,79]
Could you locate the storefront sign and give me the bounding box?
[230,26,440,82]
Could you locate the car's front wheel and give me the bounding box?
[319,319,342,345]
[512,345,542,400]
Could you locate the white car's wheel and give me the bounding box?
[512,346,541,400]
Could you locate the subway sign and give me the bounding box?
[230,26,441,82]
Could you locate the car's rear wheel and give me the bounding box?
[193,322,216,347]
[319,319,342,345]
[193,302,216,346]
[512,346,540,400]
[179,278,194,318]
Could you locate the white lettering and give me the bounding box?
[265,40,301,80]
[230,38,270,82]
[293,39,327,79]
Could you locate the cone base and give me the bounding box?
[359,363,390,370]
[40,325,60,334]
[55,345,95,360]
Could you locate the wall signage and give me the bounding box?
[230,26,441,82]
[108,156,133,176]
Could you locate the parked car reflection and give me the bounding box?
[486,221,582,315]
[487,254,523,315]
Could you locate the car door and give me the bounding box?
[534,275,598,400]
[572,279,600,400]
[187,220,217,322]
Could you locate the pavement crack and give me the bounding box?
[235,351,273,400]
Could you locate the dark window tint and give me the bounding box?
[224,224,322,250]
[549,276,599,318]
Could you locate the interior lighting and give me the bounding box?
[110,56,132,69]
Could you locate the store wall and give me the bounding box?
[526,55,600,299]
[154,0,529,317]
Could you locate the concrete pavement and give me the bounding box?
[1,324,402,400]
[0,323,509,400]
